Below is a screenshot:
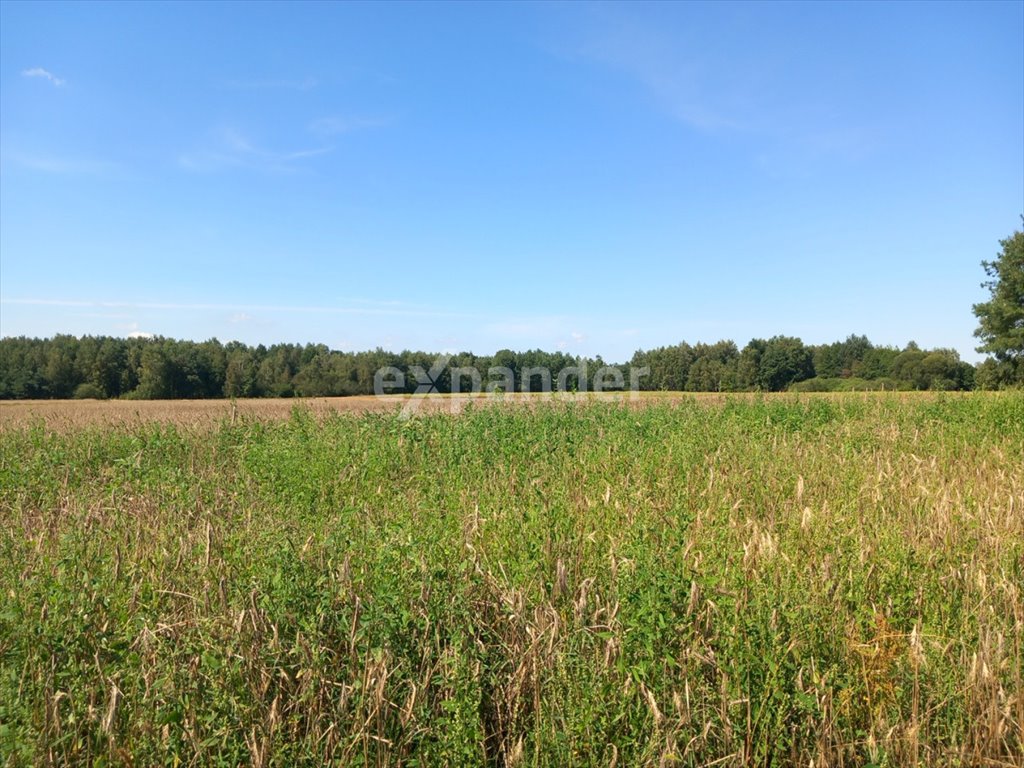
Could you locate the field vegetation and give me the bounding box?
[1,394,1022,766]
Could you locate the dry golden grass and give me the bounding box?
[0,390,952,430]
[1,393,1019,766]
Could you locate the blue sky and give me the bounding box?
[1,1,1021,362]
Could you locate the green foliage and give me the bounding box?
[974,222,1024,383]
[72,382,106,400]
[0,333,981,400]
[813,334,873,379]
[684,341,738,392]
[1,396,1021,765]
[975,357,1022,390]
[753,335,814,391]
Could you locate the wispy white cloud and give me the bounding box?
[554,330,587,351]
[309,116,389,137]
[116,321,156,339]
[178,126,332,173]
[344,297,471,315]
[484,316,572,338]
[21,67,65,87]
[3,152,112,175]
[567,11,745,134]
[565,8,884,171]
[755,121,884,178]
[222,76,317,91]
[1,297,473,319]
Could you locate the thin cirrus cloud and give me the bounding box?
[1,297,474,319]
[3,151,112,175]
[178,126,332,173]
[570,11,882,174]
[565,11,745,134]
[221,76,318,91]
[308,116,390,137]
[754,117,885,178]
[21,67,66,86]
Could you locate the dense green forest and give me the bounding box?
[0,333,1004,399]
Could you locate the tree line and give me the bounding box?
[2,220,1018,399]
[630,335,990,392]
[0,333,999,400]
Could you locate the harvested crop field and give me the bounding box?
[1,393,1022,766]
[0,395,440,429]
[0,392,720,429]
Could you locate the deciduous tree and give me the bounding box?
[973,222,1024,384]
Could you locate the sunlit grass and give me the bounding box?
[1,394,1021,766]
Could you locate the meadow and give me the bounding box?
[1,394,1021,766]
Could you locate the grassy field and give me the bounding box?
[1,394,1021,766]
[0,392,729,430]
